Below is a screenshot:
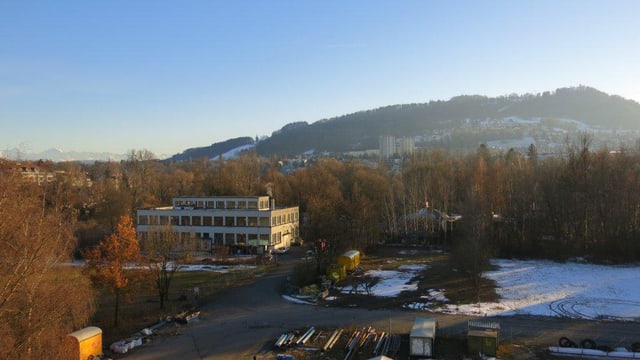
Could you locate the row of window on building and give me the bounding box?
[173,198,270,210]
[138,212,298,227]
[138,228,297,247]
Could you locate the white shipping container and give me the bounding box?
[409,317,437,357]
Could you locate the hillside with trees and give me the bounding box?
[147,87,640,160]
[252,86,640,156]
[167,136,255,162]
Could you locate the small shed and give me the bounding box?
[64,326,102,360]
[409,317,437,357]
[337,250,360,271]
[467,320,500,357]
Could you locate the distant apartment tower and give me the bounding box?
[398,137,415,156]
[136,196,299,255]
[379,135,415,159]
[380,136,396,159]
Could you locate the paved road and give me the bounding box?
[127,252,640,360]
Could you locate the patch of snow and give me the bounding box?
[426,289,448,302]
[217,144,256,160]
[486,136,536,149]
[404,288,449,310]
[556,117,591,130]
[340,264,427,297]
[398,249,419,256]
[502,117,541,125]
[398,263,428,272]
[119,262,254,273]
[318,258,640,321]
[434,259,640,320]
[282,294,316,305]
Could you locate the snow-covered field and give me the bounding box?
[63,260,254,274]
[333,259,640,321]
[175,263,254,273]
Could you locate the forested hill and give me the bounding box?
[169,86,640,159]
[168,137,254,162]
[254,86,640,156]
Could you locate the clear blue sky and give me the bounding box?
[1,0,639,156]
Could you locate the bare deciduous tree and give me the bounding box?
[0,172,95,359]
[141,225,186,309]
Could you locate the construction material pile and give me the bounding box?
[274,326,400,360]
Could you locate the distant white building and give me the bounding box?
[379,136,415,159]
[398,137,415,156]
[15,165,93,187]
[19,166,56,184]
[136,196,299,255]
[379,136,396,159]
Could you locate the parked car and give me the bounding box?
[275,247,289,254]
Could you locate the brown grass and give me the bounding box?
[322,245,498,310]
[91,264,267,345]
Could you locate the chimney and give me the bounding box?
[270,198,275,210]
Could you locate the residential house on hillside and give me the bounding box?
[400,206,462,241]
[12,164,93,187]
[19,166,56,184]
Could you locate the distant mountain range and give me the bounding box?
[0,148,128,163]
[5,86,640,162]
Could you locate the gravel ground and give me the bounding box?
[124,247,640,360]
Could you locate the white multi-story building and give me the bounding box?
[136,196,299,254]
[398,136,415,156]
[380,136,415,159]
[379,136,396,159]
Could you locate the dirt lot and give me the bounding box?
[109,245,640,360]
[92,256,268,346]
[269,245,636,360]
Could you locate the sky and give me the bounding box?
[2,0,639,156]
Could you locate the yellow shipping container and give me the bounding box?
[64,326,102,360]
[337,250,360,271]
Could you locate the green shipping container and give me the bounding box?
[326,263,346,282]
[468,329,498,357]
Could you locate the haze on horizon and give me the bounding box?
[1,0,639,156]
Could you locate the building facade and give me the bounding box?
[379,135,415,159]
[398,136,415,156]
[379,135,396,159]
[136,196,299,254]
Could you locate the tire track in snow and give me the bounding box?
[549,298,640,321]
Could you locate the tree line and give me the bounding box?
[8,140,640,264]
[49,143,640,263]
